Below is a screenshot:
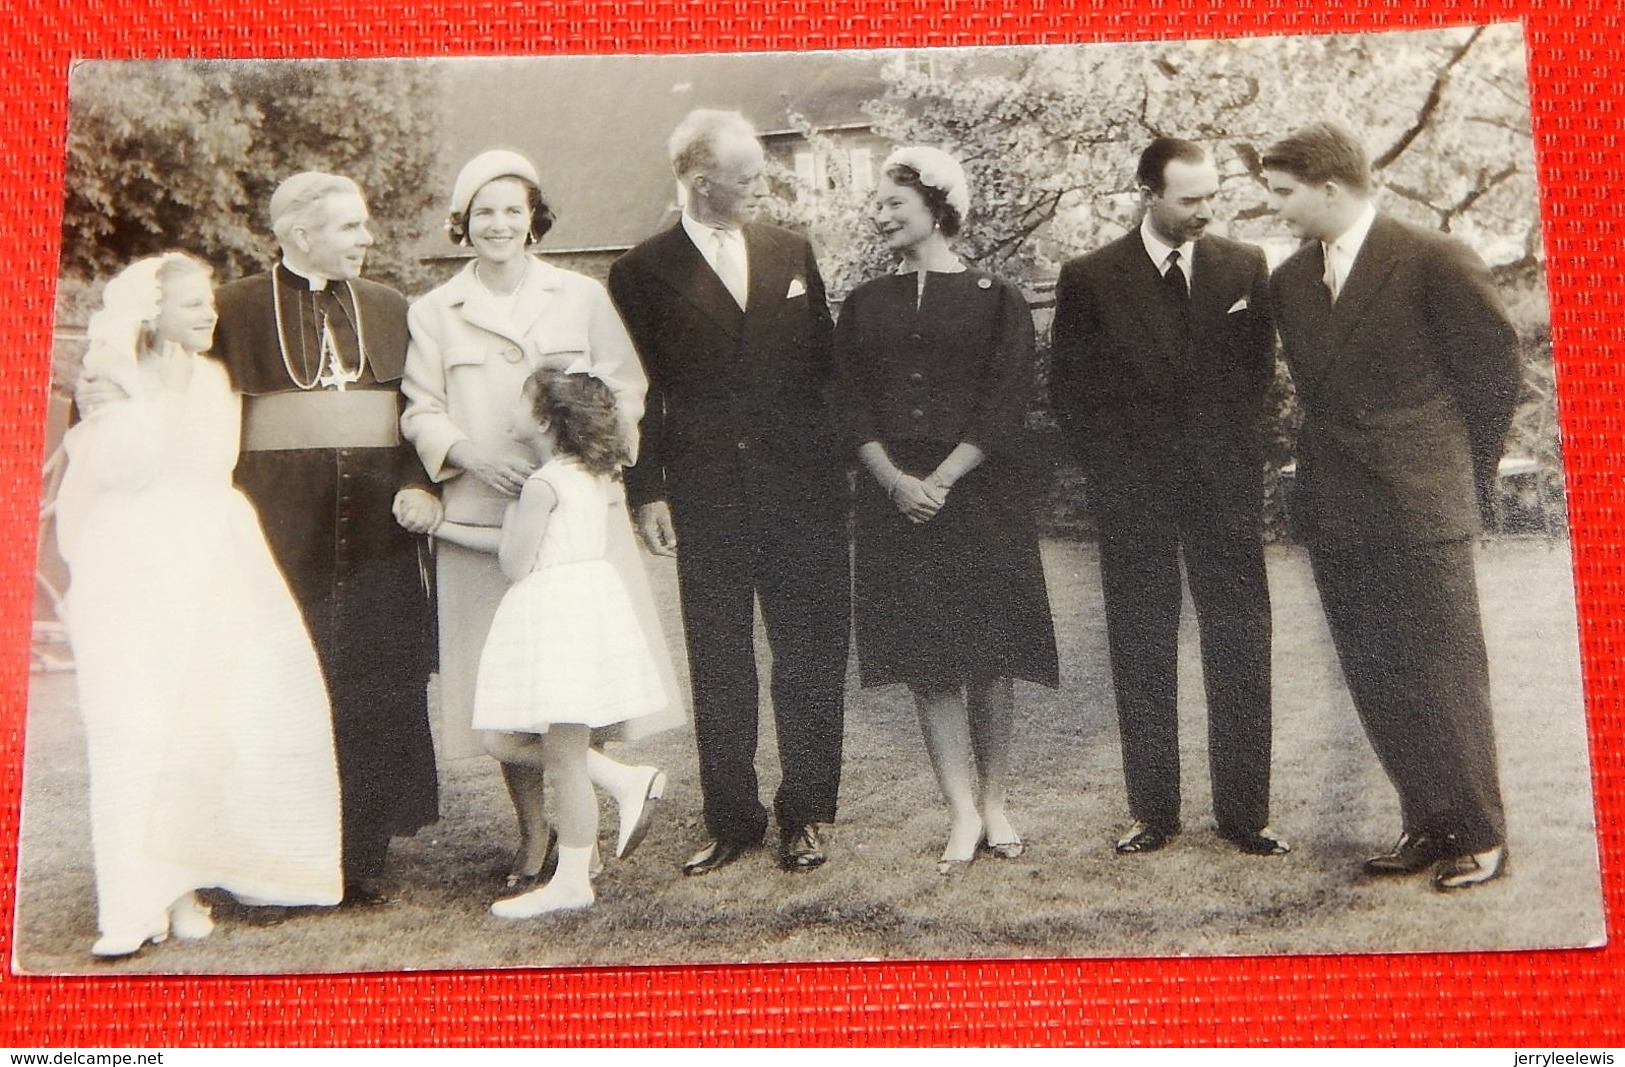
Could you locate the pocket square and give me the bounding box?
[786,277,807,299]
[1228,297,1249,314]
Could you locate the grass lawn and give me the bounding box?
[10,537,1605,973]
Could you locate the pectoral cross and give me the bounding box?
[314,314,360,391]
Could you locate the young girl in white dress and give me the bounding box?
[433,367,666,917]
[56,253,341,958]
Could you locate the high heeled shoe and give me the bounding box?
[506,828,560,889]
[936,822,985,876]
[982,837,1026,860]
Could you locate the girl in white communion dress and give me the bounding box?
[57,253,342,959]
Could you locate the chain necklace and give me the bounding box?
[272,272,370,391]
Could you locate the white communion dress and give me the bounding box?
[472,457,666,733]
[56,349,342,947]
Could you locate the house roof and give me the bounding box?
[420,51,889,258]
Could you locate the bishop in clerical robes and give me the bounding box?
[212,172,440,905]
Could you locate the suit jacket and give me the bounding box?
[1269,213,1519,549]
[1050,230,1275,491]
[402,256,648,526]
[607,221,841,511]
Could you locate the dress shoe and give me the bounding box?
[937,819,984,875]
[682,838,759,876]
[979,816,1023,860]
[492,844,597,918]
[1222,828,1292,856]
[1434,846,1509,891]
[1363,831,1453,875]
[1114,822,1175,854]
[506,828,559,890]
[982,838,1026,860]
[340,884,399,909]
[778,824,827,871]
[91,927,167,960]
[614,767,667,860]
[490,881,594,919]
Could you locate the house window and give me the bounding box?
[849,147,874,192]
[794,149,818,188]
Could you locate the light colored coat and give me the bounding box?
[402,256,647,526]
[402,256,679,757]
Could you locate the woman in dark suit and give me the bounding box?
[834,146,1058,874]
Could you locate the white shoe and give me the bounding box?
[615,767,666,859]
[168,893,214,941]
[91,926,167,959]
[492,844,596,918]
[490,881,595,919]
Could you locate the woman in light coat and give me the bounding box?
[403,150,681,886]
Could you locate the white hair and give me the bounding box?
[667,109,759,179]
[268,172,363,245]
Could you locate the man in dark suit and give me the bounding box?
[1262,122,1518,890]
[1051,138,1287,858]
[608,109,851,876]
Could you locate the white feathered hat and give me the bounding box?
[882,145,971,221]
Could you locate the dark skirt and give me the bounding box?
[853,439,1059,691]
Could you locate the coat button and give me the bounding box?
[503,346,523,363]
[910,372,923,383]
[910,409,924,419]
[909,332,923,343]
[737,441,748,450]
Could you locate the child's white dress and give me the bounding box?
[472,457,666,731]
[57,352,342,947]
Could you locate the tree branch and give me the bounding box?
[1373,26,1486,171]
[1438,163,1520,230]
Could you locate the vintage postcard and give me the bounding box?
[13,24,1604,974]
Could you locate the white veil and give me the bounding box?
[56,253,194,566]
[80,254,178,390]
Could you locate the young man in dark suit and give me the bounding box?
[608,110,851,876]
[1263,122,1519,890]
[1051,138,1287,859]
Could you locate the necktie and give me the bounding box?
[1162,249,1188,301]
[1322,242,1340,302]
[712,229,748,310]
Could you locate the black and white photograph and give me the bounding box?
[12,23,1605,973]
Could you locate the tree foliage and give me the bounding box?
[776,26,1539,302]
[61,59,444,296]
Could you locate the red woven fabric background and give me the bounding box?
[0,0,1619,1047]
